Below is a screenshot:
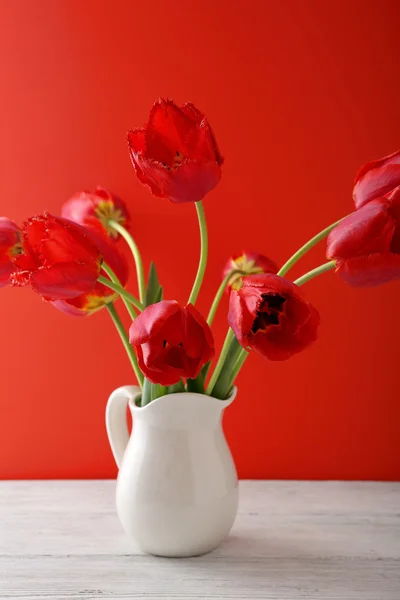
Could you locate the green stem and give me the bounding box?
[207,270,242,326]
[278,219,342,278]
[106,303,143,387]
[102,263,137,321]
[108,220,146,304]
[294,261,335,287]
[230,348,248,383]
[98,275,144,312]
[188,201,208,305]
[141,378,152,406]
[206,328,235,396]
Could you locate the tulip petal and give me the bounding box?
[184,304,215,364]
[136,344,183,386]
[146,99,199,163]
[228,291,253,345]
[183,120,223,164]
[327,200,395,260]
[127,130,170,198]
[0,264,13,287]
[335,252,400,287]
[165,160,221,203]
[39,217,100,267]
[0,218,20,287]
[51,299,91,317]
[129,300,181,345]
[27,262,101,301]
[251,304,319,361]
[353,149,400,209]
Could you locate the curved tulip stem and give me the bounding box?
[206,328,235,396]
[98,275,144,312]
[278,219,343,278]
[188,201,208,306]
[207,269,243,326]
[102,263,137,322]
[294,261,335,287]
[108,220,146,304]
[106,303,143,387]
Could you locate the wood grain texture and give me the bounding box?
[0,481,399,599]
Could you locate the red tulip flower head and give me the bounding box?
[129,300,215,385]
[52,233,128,316]
[327,187,400,286]
[229,273,320,361]
[353,149,400,209]
[61,187,129,239]
[0,218,21,287]
[223,251,278,292]
[127,99,223,203]
[11,214,102,301]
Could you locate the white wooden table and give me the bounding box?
[0,481,399,599]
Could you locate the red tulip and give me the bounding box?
[228,273,319,361]
[327,187,400,286]
[0,218,21,287]
[61,187,130,239]
[353,149,400,209]
[223,251,278,292]
[127,99,223,203]
[11,214,102,301]
[129,300,215,385]
[52,233,128,316]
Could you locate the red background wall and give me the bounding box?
[1,0,399,480]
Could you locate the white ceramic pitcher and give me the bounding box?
[105,385,238,557]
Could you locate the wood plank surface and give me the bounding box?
[0,480,399,599]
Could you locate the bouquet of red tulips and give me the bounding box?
[1,99,399,405]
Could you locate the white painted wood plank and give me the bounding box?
[0,480,399,599]
[1,555,399,599]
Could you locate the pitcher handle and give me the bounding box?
[105,385,141,468]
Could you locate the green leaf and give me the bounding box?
[154,285,163,303]
[186,376,205,394]
[144,262,163,308]
[210,336,242,400]
[187,360,212,394]
[166,380,186,394]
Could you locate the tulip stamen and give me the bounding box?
[172,151,184,169]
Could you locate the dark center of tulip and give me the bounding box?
[163,340,183,348]
[162,151,184,171]
[173,151,184,168]
[251,293,286,334]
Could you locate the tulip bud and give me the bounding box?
[62,187,130,239]
[223,251,277,292]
